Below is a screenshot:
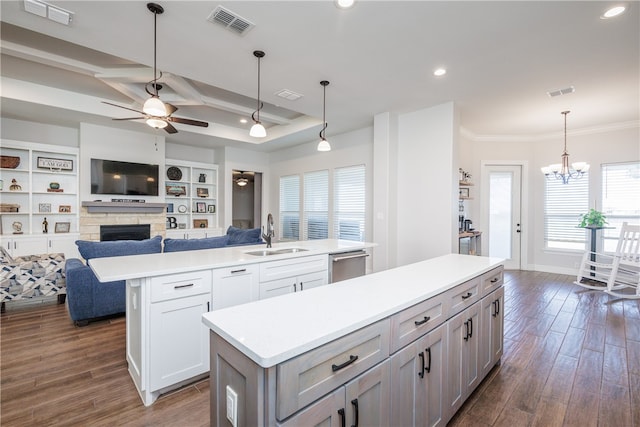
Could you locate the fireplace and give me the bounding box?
[100,224,151,241]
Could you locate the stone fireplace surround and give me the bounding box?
[79,207,165,241]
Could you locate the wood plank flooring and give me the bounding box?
[1,270,638,426]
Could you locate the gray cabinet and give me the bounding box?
[480,286,504,377]
[390,323,447,427]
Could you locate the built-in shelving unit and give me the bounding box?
[0,140,80,257]
[164,159,220,239]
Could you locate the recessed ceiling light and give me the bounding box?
[239,118,248,124]
[601,5,626,19]
[433,68,447,77]
[335,0,355,9]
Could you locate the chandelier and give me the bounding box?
[541,110,589,184]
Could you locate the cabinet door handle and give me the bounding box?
[207,301,210,312]
[418,351,425,378]
[300,282,304,291]
[230,268,246,274]
[461,292,473,300]
[414,316,431,326]
[332,355,358,372]
[425,347,432,373]
[490,277,499,283]
[350,398,359,427]
[464,321,469,341]
[492,300,497,317]
[468,317,473,338]
[174,283,194,289]
[293,283,297,292]
[338,408,346,427]
[496,298,500,316]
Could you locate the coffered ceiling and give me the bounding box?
[1,1,638,151]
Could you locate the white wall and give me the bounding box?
[79,123,165,203]
[1,117,78,147]
[464,124,639,274]
[394,102,459,266]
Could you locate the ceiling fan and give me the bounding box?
[102,3,208,134]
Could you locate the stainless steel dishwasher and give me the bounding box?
[329,250,369,283]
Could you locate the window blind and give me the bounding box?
[303,170,328,240]
[602,161,640,251]
[279,175,300,240]
[544,173,589,250]
[333,165,365,241]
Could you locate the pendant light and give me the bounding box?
[541,111,589,184]
[143,3,167,119]
[250,50,267,138]
[317,80,331,152]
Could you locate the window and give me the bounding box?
[544,173,589,250]
[279,175,299,240]
[303,170,329,240]
[601,162,640,252]
[334,165,365,241]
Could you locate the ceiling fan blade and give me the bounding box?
[164,122,178,134]
[102,101,144,115]
[165,103,178,115]
[168,116,209,128]
[112,117,146,121]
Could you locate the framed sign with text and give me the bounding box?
[37,157,73,171]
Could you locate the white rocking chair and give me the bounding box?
[575,222,640,300]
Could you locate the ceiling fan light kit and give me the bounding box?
[541,110,589,184]
[317,80,331,152]
[250,50,267,138]
[143,95,167,117]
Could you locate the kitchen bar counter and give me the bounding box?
[202,253,503,367]
[89,238,373,282]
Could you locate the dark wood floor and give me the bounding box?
[1,270,638,426]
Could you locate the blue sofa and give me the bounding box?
[65,227,263,326]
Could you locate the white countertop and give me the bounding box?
[89,239,374,282]
[202,253,503,367]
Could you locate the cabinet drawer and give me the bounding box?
[447,277,480,318]
[260,254,328,283]
[480,266,504,297]
[276,318,390,420]
[150,270,212,303]
[390,291,448,353]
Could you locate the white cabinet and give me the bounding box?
[211,264,259,310]
[280,360,390,427]
[0,233,80,258]
[446,302,481,418]
[480,286,504,377]
[165,228,223,240]
[0,141,79,238]
[164,159,218,237]
[390,323,447,427]
[127,270,212,406]
[259,255,328,300]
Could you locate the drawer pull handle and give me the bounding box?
[174,283,194,289]
[231,268,246,274]
[351,398,359,427]
[414,316,431,326]
[461,292,473,300]
[418,351,425,378]
[338,408,346,427]
[490,277,499,283]
[332,355,358,372]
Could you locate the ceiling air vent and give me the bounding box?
[547,86,575,98]
[207,6,255,35]
[275,89,303,101]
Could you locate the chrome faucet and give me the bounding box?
[262,213,274,248]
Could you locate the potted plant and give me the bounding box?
[579,208,608,228]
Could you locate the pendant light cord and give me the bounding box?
[153,10,158,96]
[256,55,261,122]
[320,80,329,139]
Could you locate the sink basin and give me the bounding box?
[245,248,308,256]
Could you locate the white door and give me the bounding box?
[482,165,522,270]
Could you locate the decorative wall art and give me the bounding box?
[193,219,208,228]
[37,157,73,171]
[196,187,209,198]
[166,184,187,196]
[39,203,52,213]
[54,222,70,233]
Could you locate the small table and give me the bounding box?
[582,225,614,276]
[459,231,482,256]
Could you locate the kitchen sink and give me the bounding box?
[245,248,308,256]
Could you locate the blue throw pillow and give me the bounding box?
[163,235,229,253]
[226,226,262,245]
[76,235,163,260]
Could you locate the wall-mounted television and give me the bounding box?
[90,159,159,196]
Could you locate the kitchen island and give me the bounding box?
[89,239,374,406]
[202,253,504,426]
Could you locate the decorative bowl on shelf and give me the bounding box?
[166,166,182,181]
[1,155,20,169]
